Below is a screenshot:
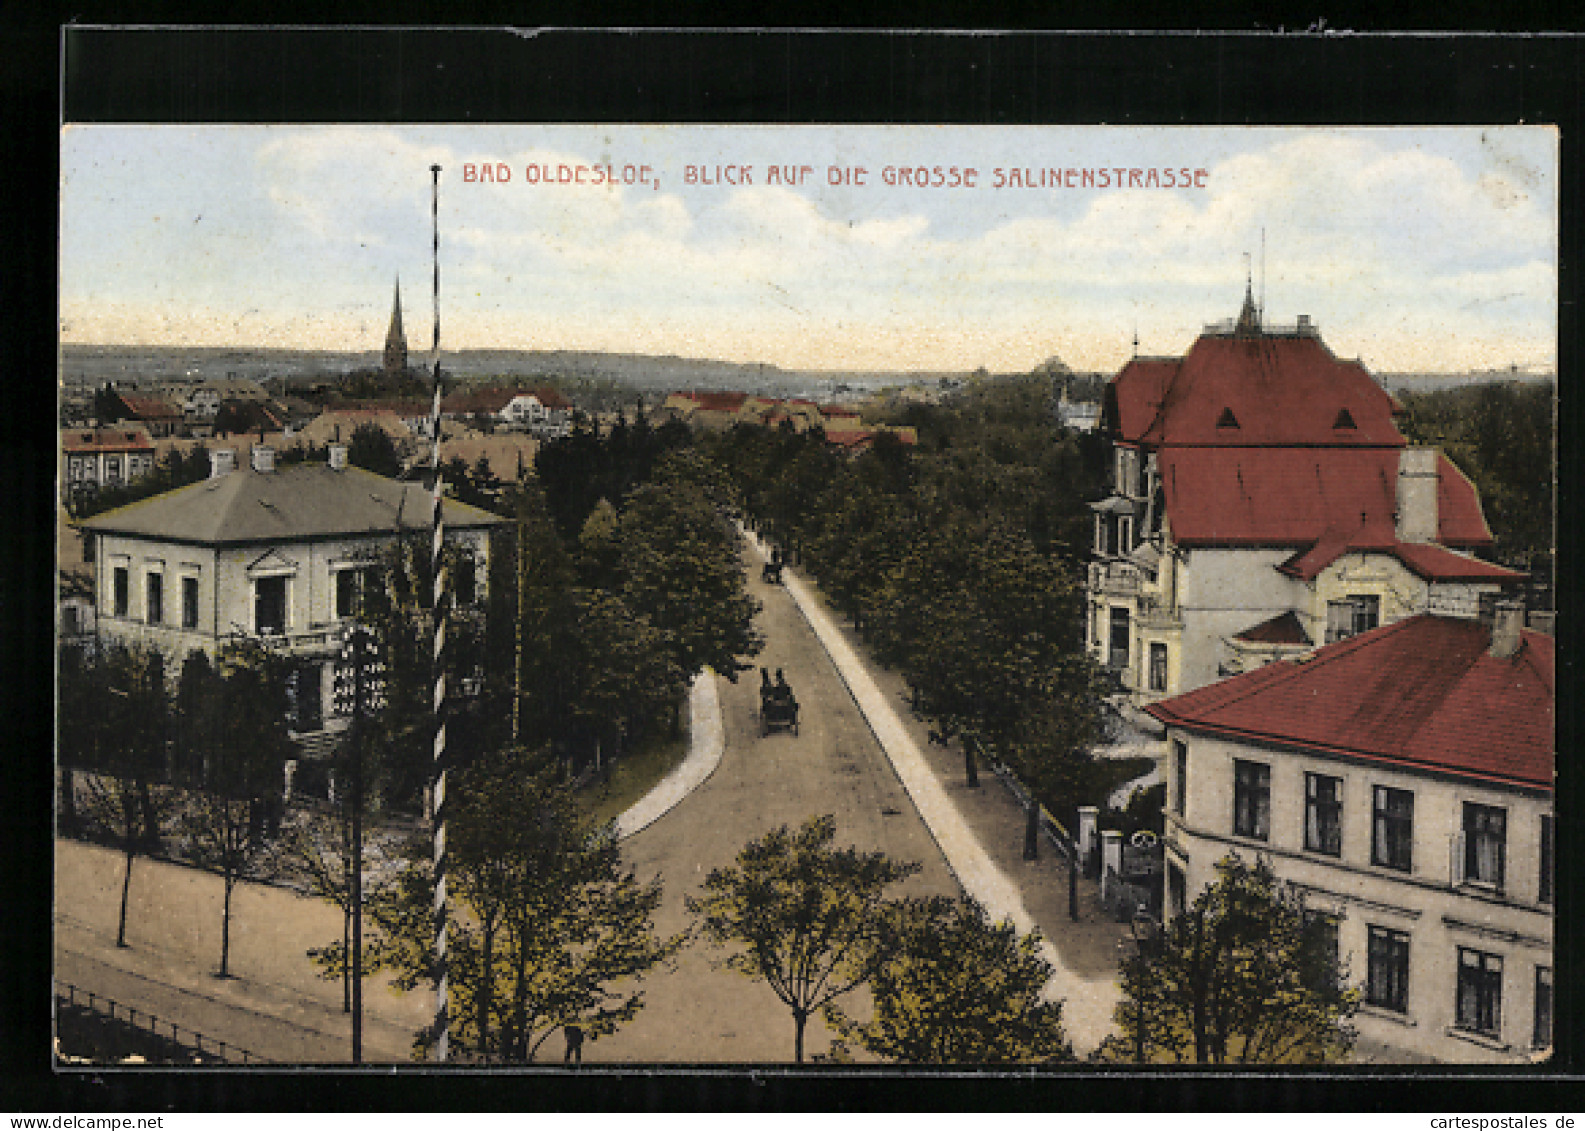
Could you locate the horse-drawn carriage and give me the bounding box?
[758,668,799,736]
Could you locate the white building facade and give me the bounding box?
[1086,298,1519,708]
[79,443,504,741]
[1150,610,1554,1064]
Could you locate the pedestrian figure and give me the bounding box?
[563,1023,584,1065]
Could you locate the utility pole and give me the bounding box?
[427,161,451,1064]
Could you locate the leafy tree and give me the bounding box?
[1098,855,1360,1064]
[686,815,921,1062]
[510,481,578,752]
[60,643,174,949]
[179,640,294,978]
[347,421,403,479]
[825,895,1073,1064]
[616,481,763,687]
[320,745,685,1061]
[562,587,685,773]
[285,808,362,1013]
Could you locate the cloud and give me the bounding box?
[62,126,1556,372]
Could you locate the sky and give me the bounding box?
[59,125,1557,375]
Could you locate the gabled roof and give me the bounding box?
[1279,536,1523,584]
[115,393,184,421]
[1159,448,1493,549]
[1147,614,1554,791]
[1234,610,1311,646]
[62,428,155,454]
[1135,334,1405,447]
[79,461,504,545]
[443,388,518,415]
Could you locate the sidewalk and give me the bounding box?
[613,669,723,839]
[54,840,432,1063]
[746,531,1130,1054]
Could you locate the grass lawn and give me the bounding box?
[578,716,692,828]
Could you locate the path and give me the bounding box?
[744,531,1126,1052]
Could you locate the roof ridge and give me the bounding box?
[1158,615,1428,720]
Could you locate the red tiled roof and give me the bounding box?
[62,428,155,454]
[443,388,518,415]
[822,405,861,418]
[1160,448,1493,549]
[1135,334,1405,447]
[1234,610,1311,645]
[1279,537,1522,584]
[1147,614,1554,791]
[115,393,183,420]
[532,387,572,410]
[1109,357,1178,442]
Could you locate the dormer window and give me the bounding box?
[1334,407,1357,430]
[1216,407,1240,429]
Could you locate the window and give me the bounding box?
[1233,760,1271,840]
[112,566,129,617]
[1108,607,1130,671]
[181,576,200,629]
[1539,815,1553,906]
[335,568,363,619]
[1455,948,1503,1038]
[1325,594,1380,643]
[1462,803,1507,889]
[1149,642,1168,692]
[454,552,478,607]
[145,572,163,625]
[1366,926,1410,1012]
[1305,773,1343,856]
[1172,740,1187,815]
[289,662,322,732]
[1302,911,1341,993]
[1372,786,1414,871]
[1118,515,1133,552]
[1534,967,1553,1049]
[255,575,287,634]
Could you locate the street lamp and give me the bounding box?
[1127,908,1160,1064]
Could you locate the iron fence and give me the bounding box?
[55,981,271,1065]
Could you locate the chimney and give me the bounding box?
[328,443,348,471]
[251,444,275,474]
[210,448,236,478]
[1490,600,1524,659]
[1296,314,1313,335]
[1395,447,1439,543]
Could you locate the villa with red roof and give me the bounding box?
[1148,607,1553,1063]
[442,387,572,437]
[1087,290,1522,706]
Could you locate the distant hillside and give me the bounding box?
[59,343,985,401]
[1377,368,1555,394]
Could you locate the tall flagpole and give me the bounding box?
[427,163,450,1063]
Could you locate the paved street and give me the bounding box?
[53,539,1132,1065]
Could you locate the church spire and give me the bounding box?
[1234,262,1260,338]
[384,275,408,378]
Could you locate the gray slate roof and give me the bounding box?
[79,462,505,545]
